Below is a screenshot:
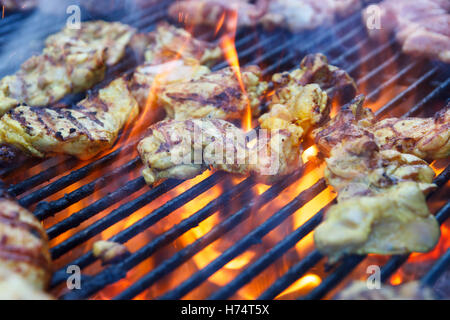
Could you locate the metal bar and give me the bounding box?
[46,177,147,239]
[421,248,450,288]
[215,204,331,300]
[257,250,324,300]
[374,66,439,116]
[17,143,135,207]
[50,177,184,259]
[300,255,365,300]
[8,157,78,198]
[34,156,141,220]
[403,77,450,118]
[263,24,365,76]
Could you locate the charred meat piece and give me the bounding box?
[363,0,450,63]
[130,58,211,109]
[314,182,441,263]
[138,118,250,185]
[142,23,222,67]
[93,240,131,265]
[129,23,223,109]
[336,281,436,300]
[0,187,52,297]
[0,21,136,116]
[313,96,447,262]
[168,0,269,29]
[158,66,268,120]
[272,53,357,105]
[372,106,450,160]
[0,77,139,162]
[261,0,362,32]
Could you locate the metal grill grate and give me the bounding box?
[1,0,449,300]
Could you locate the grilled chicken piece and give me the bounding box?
[138,118,250,185]
[272,53,357,106]
[0,0,37,10]
[0,77,139,161]
[0,265,52,300]
[372,106,450,160]
[0,21,136,116]
[168,0,269,29]
[45,20,136,67]
[261,0,362,32]
[313,96,447,262]
[315,182,441,263]
[363,0,450,63]
[143,23,222,67]
[336,281,436,300]
[0,188,52,297]
[158,66,268,120]
[130,59,211,108]
[129,23,222,108]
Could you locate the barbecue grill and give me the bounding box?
[1,0,449,300]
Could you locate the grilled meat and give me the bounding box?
[261,0,362,32]
[336,281,436,300]
[0,77,139,161]
[130,59,211,109]
[313,96,448,262]
[0,187,52,297]
[129,23,223,109]
[138,118,250,185]
[315,182,441,263]
[271,53,357,106]
[158,66,268,120]
[363,0,450,63]
[142,23,222,67]
[372,106,450,160]
[169,0,362,32]
[168,0,269,29]
[0,21,136,116]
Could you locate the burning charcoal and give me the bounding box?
[93,240,131,265]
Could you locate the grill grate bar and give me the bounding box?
[212,204,331,300]
[421,248,450,288]
[404,77,450,118]
[263,24,365,76]
[34,156,141,220]
[256,11,362,73]
[46,177,147,239]
[257,250,324,300]
[158,178,328,300]
[49,177,185,260]
[374,67,439,117]
[18,143,135,208]
[9,157,79,198]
